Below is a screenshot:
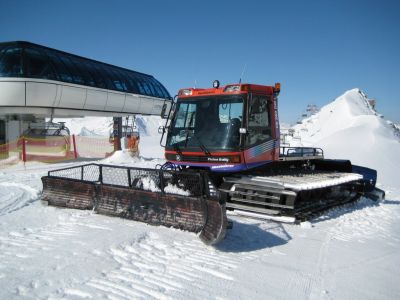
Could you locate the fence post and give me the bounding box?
[159,170,165,193]
[127,168,132,188]
[99,165,103,183]
[72,134,78,159]
[21,137,27,163]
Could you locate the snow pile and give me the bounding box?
[100,151,190,195]
[135,176,161,192]
[101,150,164,168]
[289,89,400,187]
[164,184,191,196]
[101,150,140,165]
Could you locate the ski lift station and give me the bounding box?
[0,41,172,144]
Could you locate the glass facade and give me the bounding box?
[0,41,171,99]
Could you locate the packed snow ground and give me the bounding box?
[1,89,400,299]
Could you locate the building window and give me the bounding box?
[58,55,84,85]
[25,48,56,80]
[0,47,22,77]
[0,42,171,99]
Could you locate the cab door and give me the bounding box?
[243,94,276,168]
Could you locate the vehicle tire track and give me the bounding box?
[0,182,39,216]
[308,228,332,300]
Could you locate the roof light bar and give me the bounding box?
[224,85,240,93]
[180,89,193,96]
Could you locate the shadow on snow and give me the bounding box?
[216,196,399,252]
[216,220,291,253]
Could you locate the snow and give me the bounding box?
[164,184,191,196]
[251,172,363,191]
[53,117,113,137]
[135,176,161,193]
[1,89,400,299]
[289,88,400,188]
[54,115,165,138]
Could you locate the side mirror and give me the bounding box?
[158,126,165,134]
[161,101,173,119]
[160,103,167,119]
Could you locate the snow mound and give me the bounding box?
[101,150,140,165]
[290,89,400,187]
[100,150,164,168]
[134,176,161,192]
[164,184,190,196]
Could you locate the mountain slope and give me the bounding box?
[290,89,400,187]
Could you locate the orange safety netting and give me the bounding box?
[23,136,74,163]
[75,136,114,158]
[0,135,115,167]
[0,140,20,167]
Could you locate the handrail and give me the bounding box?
[280,146,324,158]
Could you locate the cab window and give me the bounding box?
[246,95,272,146]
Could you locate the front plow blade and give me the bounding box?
[41,164,227,245]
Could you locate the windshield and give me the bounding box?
[166,95,244,151]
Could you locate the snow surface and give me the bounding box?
[1,89,400,299]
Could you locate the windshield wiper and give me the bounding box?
[181,112,210,156]
[193,134,211,156]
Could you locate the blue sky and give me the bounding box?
[1,0,399,123]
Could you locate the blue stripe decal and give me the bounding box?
[247,140,278,159]
[171,161,248,172]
